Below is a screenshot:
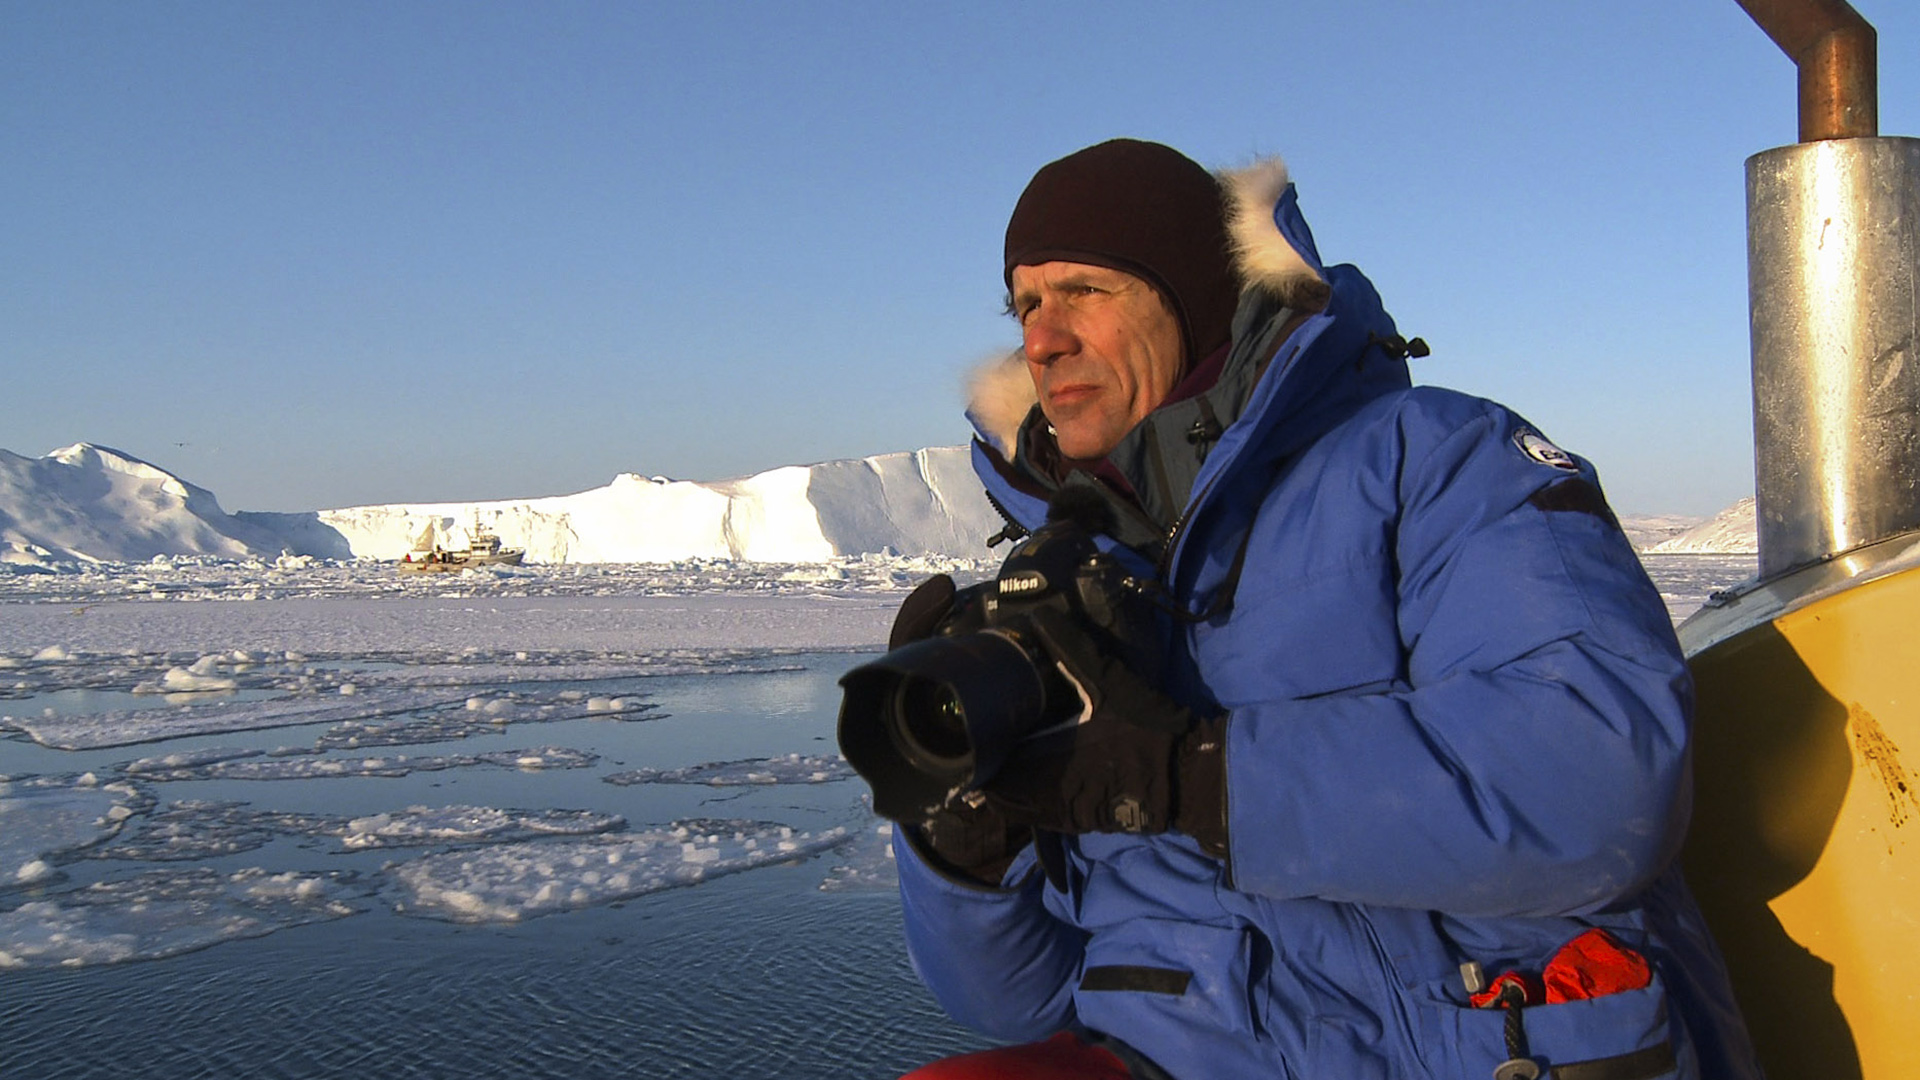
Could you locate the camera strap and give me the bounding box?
[1128,523,1255,625]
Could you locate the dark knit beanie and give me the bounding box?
[1004,139,1238,365]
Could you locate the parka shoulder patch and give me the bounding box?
[1528,477,1621,530]
[1512,427,1579,472]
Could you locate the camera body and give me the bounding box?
[837,512,1157,824]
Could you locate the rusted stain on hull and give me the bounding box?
[1849,702,1918,830]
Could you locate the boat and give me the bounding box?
[397,518,525,573]
[1678,3,1918,1077]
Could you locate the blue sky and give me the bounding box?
[5,1,1916,515]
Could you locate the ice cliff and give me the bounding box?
[1,443,1004,565]
[0,441,1759,566]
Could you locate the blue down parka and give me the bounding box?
[892,159,1761,1080]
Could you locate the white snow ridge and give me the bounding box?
[1645,498,1758,554]
[0,444,290,564]
[1,443,1005,565]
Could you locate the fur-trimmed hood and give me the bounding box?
[966,157,1328,458]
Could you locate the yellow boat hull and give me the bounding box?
[1681,542,1920,1079]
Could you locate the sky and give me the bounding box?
[5,1,1917,516]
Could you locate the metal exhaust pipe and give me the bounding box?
[1738,1,1920,579]
[1736,0,1877,141]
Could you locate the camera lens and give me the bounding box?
[893,676,971,766]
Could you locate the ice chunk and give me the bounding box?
[131,666,240,694]
[386,819,853,922]
[123,747,264,775]
[0,867,362,970]
[16,688,477,750]
[339,805,623,849]
[95,800,342,861]
[121,746,596,781]
[603,753,853,787]
[0,775,150,888]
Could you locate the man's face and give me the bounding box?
[1009,261,1185,460]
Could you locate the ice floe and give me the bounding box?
[93,800,345,861]
[91,800,627,861]
[0,867,362,969]
[386,819,855,923]
[118,745,598,781]
[817,821,899,893]
[17,688,485,750]
[0,774,151,889]
[339,805,625,849]
[603,752,854,786]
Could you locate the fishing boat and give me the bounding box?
[397,518,525,573]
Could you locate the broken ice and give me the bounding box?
[0,866,362,969]
[386,819,854,923]
[0,773,150,888]
[603,752,854,786]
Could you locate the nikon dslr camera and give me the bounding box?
[836,494,1156,824]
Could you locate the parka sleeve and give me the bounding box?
[892,828,1084,1041]
[1216,406,1694,918]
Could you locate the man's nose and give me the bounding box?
[1022,308,1075,365]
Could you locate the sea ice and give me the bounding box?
[817,821,900,892]
[116,745,598,781]
[16,687,480,750]
[93,800,345,861]
[603,752,855,786]
[341,805,625,848]
[133,664,240,694]
[386,818,855,922]
[0,866,362,969]
[0,774,150,889]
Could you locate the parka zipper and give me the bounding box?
[981,489,1031,548]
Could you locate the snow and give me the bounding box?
[1617,511,1708,552]
[1646,497,1759,554]
[1,442,1005,565]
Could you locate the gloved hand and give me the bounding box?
[888,574,1033,885]
[888,573,958,650]
[979,606,1229,858]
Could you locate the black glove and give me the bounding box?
[979,606,1230,858]
[888,574,1033,885]
[888,573,958,649]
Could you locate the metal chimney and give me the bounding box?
[1739,0,1920,579]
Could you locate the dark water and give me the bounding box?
[0,655,990,1080]
[1,865,983,1079]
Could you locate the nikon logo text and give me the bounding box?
[999,574,1048,595]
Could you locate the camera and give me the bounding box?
[836,497,1155,824]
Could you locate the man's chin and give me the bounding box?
[1054,432,1120,461]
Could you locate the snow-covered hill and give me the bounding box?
[1645,497,1758,554]
[1,444,292,564]
[1,443,1005,566]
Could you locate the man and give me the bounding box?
[887,139,1759,1079]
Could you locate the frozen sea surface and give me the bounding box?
[0,554,1753,1078]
